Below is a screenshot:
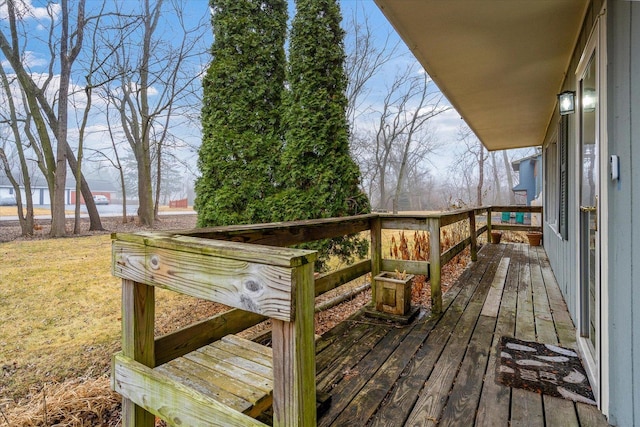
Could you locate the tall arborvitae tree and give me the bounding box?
[195,0,287,226]
[274,0,370,269]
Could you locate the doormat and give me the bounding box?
[496,336,596,405]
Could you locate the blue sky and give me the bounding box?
[0,0,483,185]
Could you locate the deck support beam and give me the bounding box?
[272,262,316,427]
[469,210,478,262]
[121,279,155,427]
[428,217,442,315]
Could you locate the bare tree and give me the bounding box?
[0,0,106,236]
[355,67,447,212]
[490,151,501,204]
[503,150,516,204]
[0,66,35,235]
[449,124,489,206]
[97,0,208,226]
[344,6,400,126]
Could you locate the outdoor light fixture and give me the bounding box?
[558,91,576,115]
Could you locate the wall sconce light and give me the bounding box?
[558,90,576,115]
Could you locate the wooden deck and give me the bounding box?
[315,243,610,427]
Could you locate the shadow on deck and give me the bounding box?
[316,243,609,427]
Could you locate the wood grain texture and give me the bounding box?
[113,353,267,427]
[113,240,297,321]
[113,232,317,267]
[370,216,382,304]
[469,211,478,262]
[438,315,496,427]
[440,236,472,266]
[166,215,375,248]
[404,245,504,426]
[480,257,510,318]
[316,324,390,392]
[368,245,503,427]
[155,308,267,365]
[314,259,371,297]
[428,217,442,315]
[120,280,155,427]
[475,245,518,426]
[511,245,544,427]
[380,259,429,277]
[271,262,316,427]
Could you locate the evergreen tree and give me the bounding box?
[274,0,370,269]
[195,0,287,226]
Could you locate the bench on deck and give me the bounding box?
[110,231,317,426]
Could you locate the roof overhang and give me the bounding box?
[375,0,589,151]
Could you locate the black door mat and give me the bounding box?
[496,336,596,405]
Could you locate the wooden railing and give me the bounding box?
[113,205,542,425]
[154,204,542,356]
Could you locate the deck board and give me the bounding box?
[366,244,505,427]
[314,243,610,427]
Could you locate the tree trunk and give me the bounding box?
[502,150,516,204]
[137,143,155,226]
[65,146,103,231]
[476,144,485,206]
[491,151,501,204]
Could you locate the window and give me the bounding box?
[545,139,558,228]
[558,115,569,240]
[545,115,569,240]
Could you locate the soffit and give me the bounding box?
[375,0,589,151]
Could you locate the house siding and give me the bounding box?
[544,1,638,425]
[543,0,603,320]
[606,2,638,425]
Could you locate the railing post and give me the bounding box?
[121,279,155,427]
[487,206,492,236]
[272,261,316,427]
[370,216,382,304]
[469,210,478,262]
[427,217,442,315]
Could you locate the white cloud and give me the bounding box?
[22,51,47,68]
[0,0,60,21]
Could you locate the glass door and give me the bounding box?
[578,52,599,360]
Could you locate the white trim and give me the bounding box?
[596,3,609,415]
[573,4,609,415]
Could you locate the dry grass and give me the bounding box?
[1,377,121,427]
[0,206,55,217]
[0,235,225,424]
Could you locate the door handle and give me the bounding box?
[579,195,598,231]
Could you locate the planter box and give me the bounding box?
[374,271,414,316]
[526,232,542,246]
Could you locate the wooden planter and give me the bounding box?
[374,271,414,316]
[527,231,542,246]
[491,230,503,244]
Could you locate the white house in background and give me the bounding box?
[376,0,639,425]
[0,173,116,206]
[0,174,71,205]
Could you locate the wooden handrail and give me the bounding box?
[145,205,544,361]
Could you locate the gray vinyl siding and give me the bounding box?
[541,0,627,425]
[606,2,638,425]
[544,1,638,425]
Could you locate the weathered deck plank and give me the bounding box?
[313,243,610,427]
[475,244,520,427]
[529,247,581,427]
[366,244,505,427]
[404,248,504,426]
